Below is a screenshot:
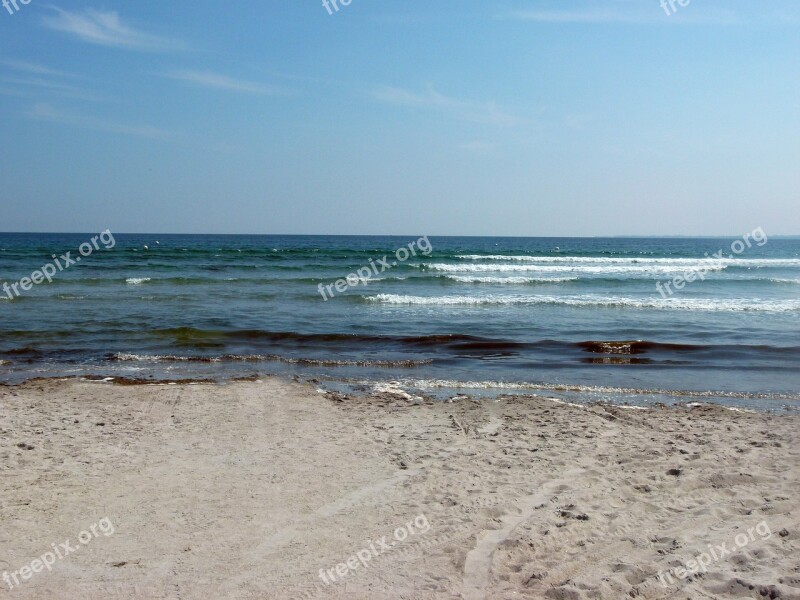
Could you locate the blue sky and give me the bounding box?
[0,0,798,235]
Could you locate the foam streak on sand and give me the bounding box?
[401,378,800,401]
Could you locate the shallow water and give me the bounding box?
[1,234,798,411]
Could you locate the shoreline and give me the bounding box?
[0,373,798,414]
[1,378,798,599]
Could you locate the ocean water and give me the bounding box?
[1,233,798,411]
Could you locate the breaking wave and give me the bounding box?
[444,275,578,284]
[421,263,729,275]
[365,294,800,312]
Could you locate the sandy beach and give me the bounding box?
[5,2,798,598]
[0,378,798,599]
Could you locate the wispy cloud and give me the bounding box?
[0,59,81,79]
[503,3,747,25]
[43,8,185,51]
[372,86,523,126]
[507,8,652,23]
[163,70,287,96]
[0,77,100,100]
[0,59,99,100]
[27,103,171,139]
[1,76,79,93]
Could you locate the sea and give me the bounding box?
[1,233,798,412]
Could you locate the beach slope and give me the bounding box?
[1,379,797,599]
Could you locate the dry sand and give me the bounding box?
[0,378,798,599]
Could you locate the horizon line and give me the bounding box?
[1,232,798,239]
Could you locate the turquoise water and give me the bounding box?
[1,234,798,411]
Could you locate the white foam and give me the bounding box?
[365,293,800,312]
[113,353,158,361]
[455,255,800,267]
[548,398,586,409]
[424,263,729,275]
[126,277,151,285]
[112,353,221,362]
[392,379,794,400]
[373,382,423,402]
[445,275,578,284]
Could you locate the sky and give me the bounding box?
[0,0,798,236]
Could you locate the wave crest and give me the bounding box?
[364,294,800,312]
[455,255,800,267]
[445,275,578,284]
[423,263,729,275]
